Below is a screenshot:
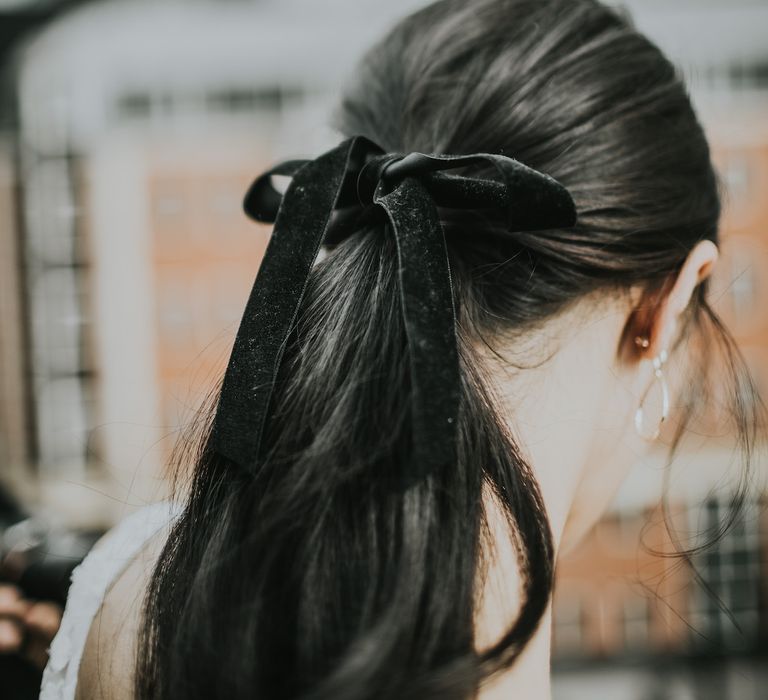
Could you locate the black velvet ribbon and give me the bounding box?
[212,135,577,483]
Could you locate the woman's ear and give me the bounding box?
[642,239,719,359]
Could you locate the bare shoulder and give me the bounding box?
[74,525,169,700]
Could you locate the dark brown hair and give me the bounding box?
[137,1,764,698]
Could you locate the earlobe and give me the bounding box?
[628,240,718,362]
[622,277,674,363]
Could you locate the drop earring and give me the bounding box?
[633,336,670,441]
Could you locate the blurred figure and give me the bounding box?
[0,482,100,699]
[0,582,62,671]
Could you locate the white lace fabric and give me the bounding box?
[39,499,184,700]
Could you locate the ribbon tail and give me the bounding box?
[374,177,462,485]
[213,137,361,474]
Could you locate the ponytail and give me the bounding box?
[137,224,555,699]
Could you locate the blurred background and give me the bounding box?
[0,1,766,698]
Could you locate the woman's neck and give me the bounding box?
[472,297,635,698]
[474,487,554,699]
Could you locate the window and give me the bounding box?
[688,497,761,651]
[622,597,651,651]
[23,152,98,474]
[553,596,584,656]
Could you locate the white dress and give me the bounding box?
[39,499,185,700]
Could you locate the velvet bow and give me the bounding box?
[212,135,577,485]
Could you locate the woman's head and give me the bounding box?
[137,1,762,699]
[332,0,725,547]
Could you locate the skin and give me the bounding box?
[67,240,718,699]
[0,583,63,671]
[475,240,719,698]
